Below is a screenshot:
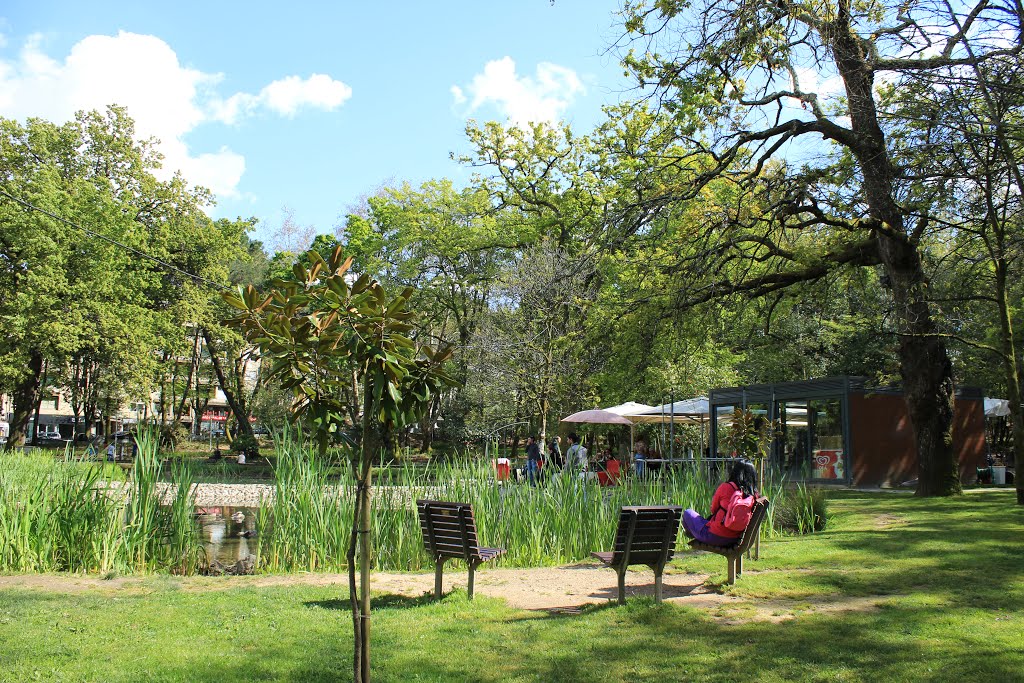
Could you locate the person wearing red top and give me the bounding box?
[683,459,759,546]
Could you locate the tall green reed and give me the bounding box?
[163,458,205,574]
[256,434,353,572]
[0,431,205,574]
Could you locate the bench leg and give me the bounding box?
[617,568,626,605]
[434,558,445,599]
[654,567,664,603]
[736,553,743,577]
[727,556,736,585]
[468,561,477,600]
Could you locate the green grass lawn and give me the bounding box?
[0,490,1021,682]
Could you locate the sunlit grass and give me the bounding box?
[0,491,1019,682]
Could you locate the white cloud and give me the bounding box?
[260,74,352,117]
[453,57,585,127]
[0,31,351,200]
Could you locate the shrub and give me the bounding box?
[231,434,260,458]
[773,483,827,534]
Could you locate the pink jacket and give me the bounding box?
[707,481,745,538]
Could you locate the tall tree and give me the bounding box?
[617,0,1023,495]
[224,246,453,682]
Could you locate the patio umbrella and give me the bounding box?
[560,409,635,425]
[601,401,656,417]
[630,397,713,461]
[561,409,637,455]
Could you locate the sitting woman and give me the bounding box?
[597,448,622,486]
[682,458,759,547]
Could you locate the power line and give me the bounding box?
[0,187,228,291]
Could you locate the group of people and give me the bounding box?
[521,432,762,547]
[521,432,638,486]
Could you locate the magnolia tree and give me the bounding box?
[223,246,454,682]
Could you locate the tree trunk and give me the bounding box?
[175,330,202,427]
[201,327,254,440]
[350,373,374,682]
[30,359,47,445]
[831,3,959,495]
[8,350,44,448]
[993,262,1024,504]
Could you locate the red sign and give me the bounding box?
[201,413,257,423]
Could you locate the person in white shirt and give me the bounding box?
[565,433,589,477]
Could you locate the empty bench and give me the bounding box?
[688,497,770,585]
[416,499,506,600]
[591,506,683,604]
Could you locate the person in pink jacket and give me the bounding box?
[683,458,759,546]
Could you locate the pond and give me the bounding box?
[194,506,261,565]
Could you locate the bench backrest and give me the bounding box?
[609,506,683,568]
[417,499,484,563]
[730,497,770,554]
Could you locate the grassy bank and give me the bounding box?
[0,491,1020,682]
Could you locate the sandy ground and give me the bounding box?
[0,564,884,622]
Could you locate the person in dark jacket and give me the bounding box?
[548,437,562,470]
[525,435,542,486]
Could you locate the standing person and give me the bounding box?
[548,436,563,471]
[106,441,116,462]
[682,459,759,547]
[565,433,588,477]
[633,439,648,478]
[525,435,542,486]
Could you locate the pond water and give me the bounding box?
[195,506,261,565]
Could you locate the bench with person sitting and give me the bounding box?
[683,458,770,584]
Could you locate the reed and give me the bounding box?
[0,432,205,574]
[1,438,827,576]
[256,435,353,572]
[162,458,205,574]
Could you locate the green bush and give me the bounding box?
[230,434,260,457]
[773,483,827,534]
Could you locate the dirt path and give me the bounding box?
[0,565,884,622]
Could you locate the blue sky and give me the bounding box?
[0,1,631,245]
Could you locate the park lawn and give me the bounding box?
[0,490,1021,682]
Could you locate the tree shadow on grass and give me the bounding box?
[305,592,438,612]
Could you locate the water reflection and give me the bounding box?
[195,506,260,565]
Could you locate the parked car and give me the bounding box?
[252,426,271,436]
[211,428,226,438]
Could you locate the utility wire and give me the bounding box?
[0,187,228,291]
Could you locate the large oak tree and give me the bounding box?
[617,0,1023,495]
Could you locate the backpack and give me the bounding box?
[723,485,756,532]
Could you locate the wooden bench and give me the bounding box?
[416,499,506,600]
[590,506,683,604]
[688,497,770,585]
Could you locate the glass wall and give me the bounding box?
[709,383,850,483]
[808,398,846,481]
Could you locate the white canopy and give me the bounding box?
[629,397,711,424]
[985,398,1011,417]
[601,401,656,416]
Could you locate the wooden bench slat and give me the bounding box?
[593,505,682,605]
[420,524,480,540]
[417,499,505,600]
[614,528,680,542]
[687,497,770,585]
[421,529,478,544]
